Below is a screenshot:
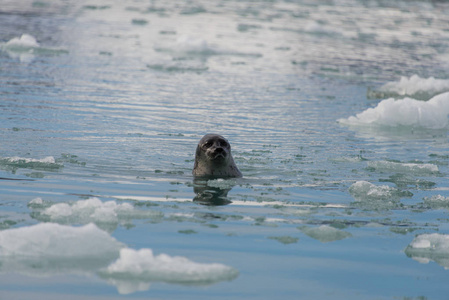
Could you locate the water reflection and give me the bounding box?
[192,178,235,206]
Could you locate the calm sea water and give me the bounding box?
[1,0,449,299]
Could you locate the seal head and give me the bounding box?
[192,134,242,178]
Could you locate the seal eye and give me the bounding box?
[220,140,228,148]
[204,141,213,148]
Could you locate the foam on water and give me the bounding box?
[338,92,449,129]
[100,248,239,293]
[405,233,449,269]
[369,75,449,100]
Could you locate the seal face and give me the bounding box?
[192,134,242,178]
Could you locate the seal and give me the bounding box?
[192,134,242,178]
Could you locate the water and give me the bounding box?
[1,0,449,299]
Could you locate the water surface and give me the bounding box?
[1,0,449,299]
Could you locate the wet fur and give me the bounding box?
[193,134,242,178]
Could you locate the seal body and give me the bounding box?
[192,134,242,178]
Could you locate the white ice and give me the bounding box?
[0,222,239,292]
[100,248,238,291]
[4,34,40,49]
[5,156,56,164]
[29,197,44,205]
[379,75,449,98]
[367,161,439,174]
[405,233,449,269]
[349,181,408,201]
[0,223,124,276]
[34,197,162,228]
[0,223,123,258]
[1,34,40,63]
[338,91,449,129]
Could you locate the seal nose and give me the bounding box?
[215,147,224,153]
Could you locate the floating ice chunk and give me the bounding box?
[35,198,162,230]
[405,233,449,269]
[6,156,55,163]
[2,34,40,63]
[338,92,449,129]
[100,248,239,293]
[29,197,43,205]
[1,34,68,62]
[0,156,62,170]
[349,181,412,201]
[4,34,39,49]
[423,195,449,209]
[0,223,123,258]
[300,225,352,243]
[371,75,449,100]
[368,161,439,174]
[0,223,124,276]
[28,197,53,209]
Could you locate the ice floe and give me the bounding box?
[0,222,239,292]
[405,233,449,269]
[349,181,412,201]
[369,75,449,100]
[99,248,239,294]
[0,223,124,276]
[300,225,352,243]
[349,181,412,210]
[30,197,163,231]
[3,34,40,50]
[1,34,68,62]
[367,161,439,175]
[0,156,62,171]
[422,195,449,209]
[338,91,449,129]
